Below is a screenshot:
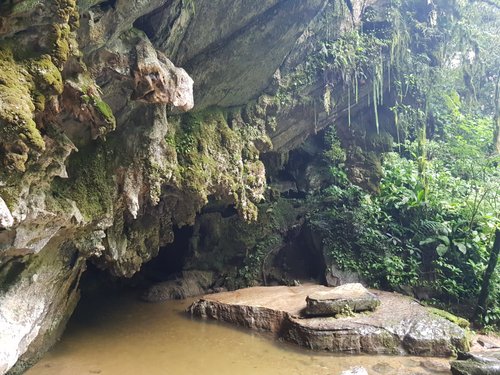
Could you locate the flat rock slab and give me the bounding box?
[189,285,469,357]
[305,283,380,316]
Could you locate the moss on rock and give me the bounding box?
[28,55,64,95]
[427,307,471,329]
[81,93,116,131]
[0,49,45,158]
[169,108,266,221]
[52,142,114,221]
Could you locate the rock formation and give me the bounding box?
[0,0,352,372]
[189,285,470,356]
[305,283,380,316]
[0,0,404,373]
[451,351,500,375]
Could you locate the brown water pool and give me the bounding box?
[25,291,451,375]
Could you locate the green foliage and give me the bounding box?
[296,0,500,329]
[311,29,387,129]
[323,127,346,165]
[238,234,281,287]
[315,121,498,325]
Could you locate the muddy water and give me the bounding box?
[26,291,451,375]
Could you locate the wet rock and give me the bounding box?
[0,240,84,375]
[170,0,327,109]
[420,359,451,373]
[305,283,380,316]
[325,263,363,287]
[477,336,500,349]
[142,270,214,302]
[450,351,500,375]
[189,285,470,356]
[372,362,395,374]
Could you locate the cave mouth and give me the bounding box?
[78,216,329,301]
[79,225,194,298]
[138,225,193,283]
[271,225,327,285]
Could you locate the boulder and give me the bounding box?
[451,351,500,375]
[305,283,380,316]
[189,285,470,356]
[142,270,214,302]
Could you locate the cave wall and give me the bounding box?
[0,0,386,373]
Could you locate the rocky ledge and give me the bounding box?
[451,350,500,375]
[189,284,470,357]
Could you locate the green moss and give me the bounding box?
[0,185,19,209]
[0,0,80,174]
[52,142,114,221]
[28,55,64,95]
[427,307,470,329]
[174,109,240,199]
[0,45,72,172]
[56,0,79,28]
[32,91,46,112]
[163,106,268,222]
[79,91,116,135]
[51,24,71,65]
[0,48,45,152]
[91,95,116,127]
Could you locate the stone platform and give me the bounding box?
[188,284,470,357]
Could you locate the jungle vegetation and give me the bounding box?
[306,0,500,328]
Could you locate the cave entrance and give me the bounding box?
[78,225,194,298]
[138,225,193,283]
[271,225,327,285]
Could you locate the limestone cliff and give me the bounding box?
[0,0,384,373]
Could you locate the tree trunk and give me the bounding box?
[475,228,500,321]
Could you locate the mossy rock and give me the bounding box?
[52,142,115,221]
[427,307,470,329]
[0,48,44,152]
[28,55,64,95]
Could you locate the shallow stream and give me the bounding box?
[26,291,452,375]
